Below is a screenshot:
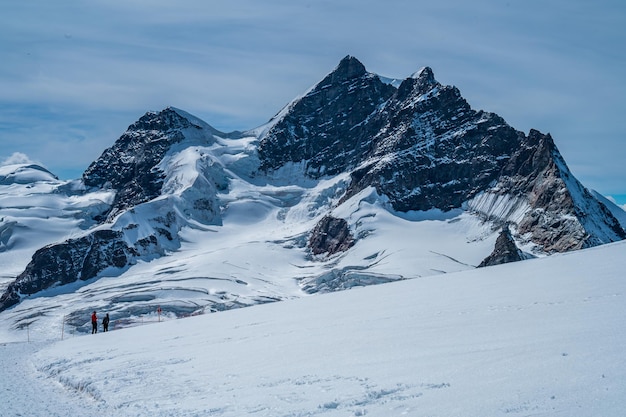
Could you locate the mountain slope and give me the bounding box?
[0,164,112,290]
[5,239,625,416]
[0,56,624,330]
[257,55,396,176]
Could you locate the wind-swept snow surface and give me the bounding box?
[1,240,625,417]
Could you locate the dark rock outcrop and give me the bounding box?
[476,129,626,252]
[309,215,354,256]
[478,227,528,267]
[0,230,139,311]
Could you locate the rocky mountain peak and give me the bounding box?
[410,66,435,81]
[129,107,194,132]
[332,55,368,81]
[257,56,396,175]
[404,66,438,94]
[259,56,625,254]
[82,107,215,221]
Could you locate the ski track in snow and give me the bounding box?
[0,342,113,417]
[0,340,444,417]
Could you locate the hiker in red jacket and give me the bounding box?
[91,311,98,334]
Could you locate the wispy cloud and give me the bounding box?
[1,152,35,166]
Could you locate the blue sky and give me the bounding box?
[1,0,625,205]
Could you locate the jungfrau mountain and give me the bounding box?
[1,56,624,334]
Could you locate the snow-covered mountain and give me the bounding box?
[0,163,58,184]
[258,56,624,252]
[0,56,624,335]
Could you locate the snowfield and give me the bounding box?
[2,239,625,417]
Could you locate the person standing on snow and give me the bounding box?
[102,313,110,332]
[91,311,98,334]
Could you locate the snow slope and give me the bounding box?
[0,149,499,338]
[0,171,112,288]
[1,239,625,417]
[0,190,497,340]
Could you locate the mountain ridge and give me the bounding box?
[0,56,624,324]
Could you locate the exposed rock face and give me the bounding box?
[472,129,626,252]
[0,230,139,311]
[260,57,523,212]
[309,216,354,256]
[478,227,528,267]
[344,80,522,212]
[258,56,396,177]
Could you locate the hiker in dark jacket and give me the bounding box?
[102,313,110,332]
[91,311,98,334]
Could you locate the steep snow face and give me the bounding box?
[553,154,626,247]
[592,190,626,231]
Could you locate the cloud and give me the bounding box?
[1,152,35,166]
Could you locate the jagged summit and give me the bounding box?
[257,56,396,175]
[127,107,195,132]
[410,66,435,81]
[82,107,219,221]
[333,55,368,79]
[400,65,439,97]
